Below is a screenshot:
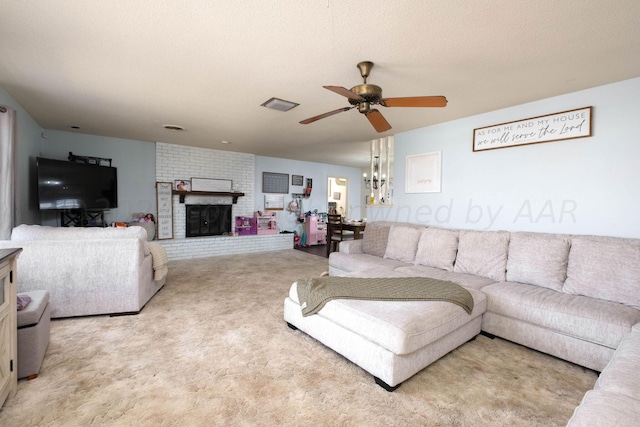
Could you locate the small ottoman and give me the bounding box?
[17,290,51,380]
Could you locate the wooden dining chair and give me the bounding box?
[326,214,353,257]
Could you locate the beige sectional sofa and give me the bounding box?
[287,221,640,425]
[0,224,168,318]
[567,326,640,425]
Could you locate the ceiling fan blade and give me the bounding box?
[380,96,448,108]
[365,109,392,133]
[299,106,353,124]
[323,86,365,102]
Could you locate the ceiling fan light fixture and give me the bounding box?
[261,97,299,112]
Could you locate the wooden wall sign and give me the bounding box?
[156,182,173,240]
[473,106,592,152]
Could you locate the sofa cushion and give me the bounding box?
[329,252,410,274]
[482,281,640,349]
[506,233,570,291]
[394,265,496,291]
[384,225,422,263]
[16,290,50,328]
[11,224,148,241]
[595,330,640,399]
[334,239,363,254]
[563,238,640,309]
[361,222,391,257]
[414,228,459,271]
[567,389,640,427]
[453,230,510,281]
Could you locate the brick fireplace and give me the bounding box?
[154,142,292,259]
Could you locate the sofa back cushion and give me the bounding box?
[11,224,148,241]
[361,222,392,257]
[454,230,510,281]
[506,233,570,290]
[563,237,640,309]
[383,225,423,263]
[414,228,459,271]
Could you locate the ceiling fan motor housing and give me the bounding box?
[351,61,382,110]
[349,84,383,105]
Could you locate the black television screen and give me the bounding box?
[37,157,118,210]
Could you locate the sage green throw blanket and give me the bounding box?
[296,276,474,317]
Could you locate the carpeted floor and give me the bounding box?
[0,250,597,426]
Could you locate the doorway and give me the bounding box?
[327,177,348,217]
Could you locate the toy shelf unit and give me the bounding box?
[234,212,278,235]
[234,216,257,236]
[304,215,327,246]
[255,211,278,235]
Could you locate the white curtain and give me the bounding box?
[0,105,16,240]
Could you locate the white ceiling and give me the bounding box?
[1,1,639,168]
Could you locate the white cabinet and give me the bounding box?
[0,248,20,409]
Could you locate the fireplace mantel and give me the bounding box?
[172,190,245,204]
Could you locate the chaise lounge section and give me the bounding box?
[284,270,488,390]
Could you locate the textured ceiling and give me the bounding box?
[1,1,639,168]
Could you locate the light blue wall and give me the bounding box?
[255,156,362,233]
[367,77,640,238]
[6,77,639,237]
[38,130,157,225]
[0,87,43,226]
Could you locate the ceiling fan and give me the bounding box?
[299,61,447,133]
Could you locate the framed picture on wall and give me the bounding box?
[174,180,191,191]
[405,151,442,193]
[292,174,304,186]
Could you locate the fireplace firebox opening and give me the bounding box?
[186,204,232,237]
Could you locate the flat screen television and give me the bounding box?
[37,157,118,210]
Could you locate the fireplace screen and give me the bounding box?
[186,204,232,237]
